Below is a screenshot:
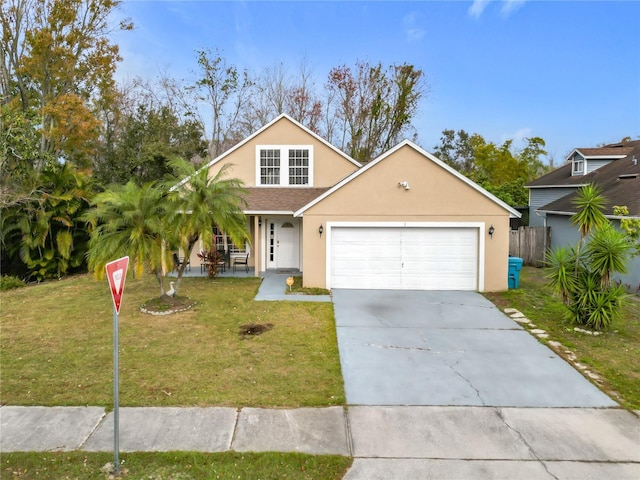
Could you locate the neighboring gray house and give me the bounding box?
[526,140,640,291]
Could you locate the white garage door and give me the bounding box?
[330,226,478,290]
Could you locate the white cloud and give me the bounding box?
[468,0,492,18]
[501,0,527,18]
[468,0,527,19]
[502,127,533,147]
[403,12,426,42]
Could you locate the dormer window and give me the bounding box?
[256,145,313,186]
[572,154,584,175]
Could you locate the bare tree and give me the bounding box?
[193,47,252,158]
[0,0,33,106]
[327,61,427,162]
[286,58,322,134]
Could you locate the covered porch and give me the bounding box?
[170,267,301,279]
[181,187,328,278]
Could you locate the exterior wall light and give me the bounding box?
[488,225,495,238]
[319,224,324,238]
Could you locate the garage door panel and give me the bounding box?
[330,226,478,291]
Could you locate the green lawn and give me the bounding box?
[485,266,640,410]
[3,266,640,478]
[1,452,353,480]
[0,274,345,407]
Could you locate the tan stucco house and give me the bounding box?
[186,114,520,292]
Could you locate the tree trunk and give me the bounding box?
[153,268,166,297]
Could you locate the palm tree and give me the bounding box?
[84,181,173,297]
[166,159,250,295]
[84,160,249,298]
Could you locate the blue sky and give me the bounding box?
[113,1,640,163]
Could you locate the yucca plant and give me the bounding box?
[585,286,626,330]
[585,223,632,288]
[546,184,631,330]
[545,246,577,305]
[571,184,608,242]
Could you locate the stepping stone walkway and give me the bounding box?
[503,308,603,385]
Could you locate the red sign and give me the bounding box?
[106,257,129,314]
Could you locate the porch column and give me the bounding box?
[253,215,261,277]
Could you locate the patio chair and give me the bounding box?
[233,253,250,273]
[216,250,227,273]
[218,249,231,270]
[173,253,190,272]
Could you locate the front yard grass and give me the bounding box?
[0,274,345,407]
[1,451,353,479]
[485,266,640,410]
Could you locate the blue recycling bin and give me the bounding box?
[508,257,523,289]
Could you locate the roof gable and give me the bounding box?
[173,113,361,191]
[568,146,633,160]
[295,140,521,218]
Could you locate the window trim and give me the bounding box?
[572,154,584,175]
[256,145,314,187]
[213,226,248,256]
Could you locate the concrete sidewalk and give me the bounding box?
[254,270,332,302]
[1,405,639,479]
[0,405,348,455]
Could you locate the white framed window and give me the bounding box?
[213,227,247,254]
[288,149,309,185]
[572,154,584,175]
[259,149,281,185]
[256,145,313,186]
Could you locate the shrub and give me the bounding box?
[1,275,26,291]
[563,268,627,330]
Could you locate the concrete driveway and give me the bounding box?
[332,290,617,407]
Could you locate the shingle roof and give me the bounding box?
[532,140,640,217]
[526,162,589,188]
[574,147,634,158]
[242,187,329,212]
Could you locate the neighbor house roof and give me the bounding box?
[532,140,640,218]
[527,141,638,189]
[243,187,329,214]
[570,147,634,158]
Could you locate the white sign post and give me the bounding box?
[105,256,129,475]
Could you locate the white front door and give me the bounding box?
[266,218,300,269]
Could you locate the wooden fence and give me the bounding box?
[509,226,551,267]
